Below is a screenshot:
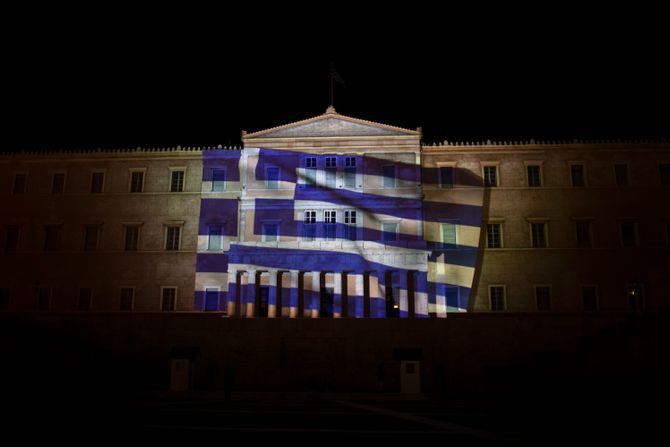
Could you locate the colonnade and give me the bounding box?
[225,269,431,318]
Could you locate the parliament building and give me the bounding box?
[1,108,669,316]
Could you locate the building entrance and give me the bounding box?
[258,286,269,317]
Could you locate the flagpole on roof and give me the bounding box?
[330,62,335,107]
[330,63,345,109]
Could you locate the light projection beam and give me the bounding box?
[194,147,483,316]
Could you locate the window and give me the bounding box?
[84,225,99,251]
[582,286,598,311]
[303,210,316,241]
[170,170,185,192]
[486,223,502,248]
[90,171,104,193]
[266,166,279,189]
[124,225,140,251]
[440,167,454,188]
[530,222,547,248]
[5,225,20,251]
[344,210,357,241]
[262,223,279,242]
[212,168,226,192]
[383,165,396,188]
[13,174,26,194]
[161,287,177,311]
[489,286,505,311]
[78,288,92,311]
[130,170,145,193]
[324,210,337,240]
[37,287,51,311]
[325,157,336,188]
[570,163,585,187]
[0,288,9,310]
[44,225,60,251]
[305,157,317,186]
[120,288,134,311]
[165,226,181,250]
[575,220,592,248]
[483,165,498,187]
[441,222,457,245]
[526,165,542,187]
[208,224,223,250]
[614,163,629,186]
[382,222,398,242]
[660,163,670,185]
[344,156,357,188]
[620,221,637,247]
[51,173,65,194]
[535,286,551,311]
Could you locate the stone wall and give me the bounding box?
[2,312,665,397]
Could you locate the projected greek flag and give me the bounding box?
[193,112,483,318]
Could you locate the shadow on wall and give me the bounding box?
[4,312,666,400]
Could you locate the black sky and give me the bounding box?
[4,10,668,151]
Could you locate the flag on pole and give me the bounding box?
[331,66,346,88]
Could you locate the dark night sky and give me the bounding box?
[4,9,669,151]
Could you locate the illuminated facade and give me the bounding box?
[1,108,668,315]
[195,107,482,318]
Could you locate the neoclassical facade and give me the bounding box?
[1,108,668,315]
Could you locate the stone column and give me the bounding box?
[414,272,429,318]
[407,271,415,318]
[239,271,248,317]
[333,272,342,318]
[399,272,408,318]
[377,271,386,318]
[276,271,284,317]
[436,286,447,318]
[268,270,277,318]
[355,274,365,318]
[367,272,381,318]
[279,271,289,317]
[297,272,305,317]
[310,271,320,318]
[363,273,373,317]
[246,269,256,318]
[341,272,350,317]
[226,270,237,316]
[289,270,299,318]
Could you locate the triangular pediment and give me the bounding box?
[243,107,418,139]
